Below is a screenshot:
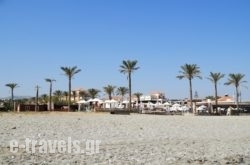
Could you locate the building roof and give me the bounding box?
[217,95,234,102]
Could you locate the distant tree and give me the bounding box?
[18,98,29,104]
[133,92,143,110]
[224,73,247,111]
[35,85,41,111]
[207,72,225,113]
[103,85,116,100]
[72,90,77,102]
[79,90,89,100]
[40,94,49,104]
[5,83,18,111]
[133,92,143,103]
[53,90,63,103]
[45,78,56,111]
[63,91,68,102]
[119,60,139,111]
[205,96,215,100]
[30,97,36,104]
[177,64,202,113]
[88,88,100,99]
[116,87,129,101]
[61,66,81,111]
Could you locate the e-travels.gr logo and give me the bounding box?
[9,137,101,155]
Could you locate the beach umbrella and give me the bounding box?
[122,100,129,104]
[197,105,207,111]
[92,98,102,102]
[77,100,87,104]
[163,102,171,106]
[77,99,87,111]
[105,99,118,103]
[172,103,181,107]
[87,98,103,103]
[105,99,118,109]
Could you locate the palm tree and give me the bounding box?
[40,94,49,104]
[116,87,129,101]
[134,92,143,102]
[87,88,100,110]
[53,90,63,104]
[87,88,100,99]
[134,92,143,110]
[35,85,41,112]
[5,83,18,111]
[103,85,116,100]
[45,78,56,111]
[224,73,247,111]
[63,91,68,102]
[207,72,225,114]
[119,60,139,111]
[177,64,202,113]
[79,90,89,100]
[205,96,216,100]
[72,90,77,102]
[61,66,81,111]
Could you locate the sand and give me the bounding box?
[0,112,250,164]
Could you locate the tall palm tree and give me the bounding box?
[103,85,116,100]
[35,85,40,112]
[207,72,225,113]
[45,78,56,111]
[177,64,202,113]
[116,86,129,101]
[61,66,81,111]
[5,83,18,111]
[224,73,247,111]
[119,60,139,111]
[87,88,100,99]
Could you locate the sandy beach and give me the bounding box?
[1,112,250,164]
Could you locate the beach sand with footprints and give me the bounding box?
[1,112,250,164]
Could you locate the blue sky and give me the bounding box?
[1,0,250,100]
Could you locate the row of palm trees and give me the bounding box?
[177,64,247,113]
[46,86,128,103]
[4,66,81,111]
[4,61,247,113]
[58,61,139,112]
[4,60,139,112]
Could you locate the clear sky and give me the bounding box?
[1,0,250,101]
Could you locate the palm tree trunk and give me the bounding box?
[121,95,124,102]
[68,78,71,112]
[137,97,140,111]
[11,88,14,111]
[215,83,218,114]
[73,92,76,102]
[49,82,52,111]
[189,79,193,113]
[128,73,132,111]
[236,86,239,111]
[35,86,39,112]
